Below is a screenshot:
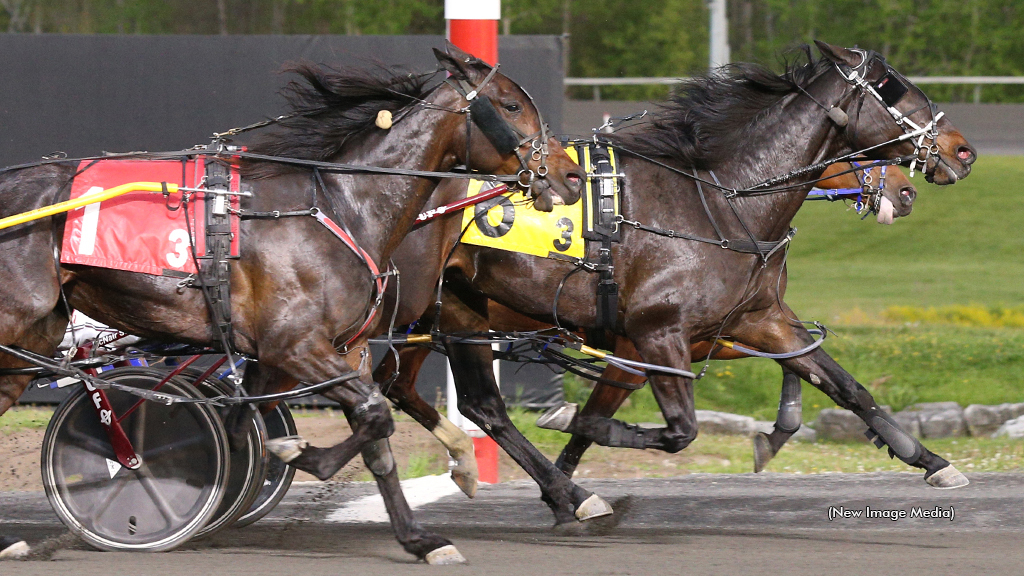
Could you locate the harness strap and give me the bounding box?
[310,209,387,349]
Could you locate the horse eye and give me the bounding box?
[503,103,521,113]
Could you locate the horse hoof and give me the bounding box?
[575,494,613,521]
[450,467,478,498]
[536,402,578,431]
[425,544,466,565]
[752,432,774,473]
[0,536,30,560]
[925,465,969,489]
[265,435,308,463]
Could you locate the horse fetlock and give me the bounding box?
[861,408,922,464]
[433,416,474,457]
[659,427,697,453]
[362,438,395,477]
[775,373,803,433]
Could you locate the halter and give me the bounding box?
[442,61,551,192]
[832,49,944,177]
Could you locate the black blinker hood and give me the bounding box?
[469,97,521,154]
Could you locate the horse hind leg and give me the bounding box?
[374,345,477,497]
[0,309,69,417]
[269,376,395,481]
[753,367,803,473]
[747,317,967,489]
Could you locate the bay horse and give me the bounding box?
[532,160,921,477]
[365,160,918,495]
[275,41,977,525]
[0,44,582,563]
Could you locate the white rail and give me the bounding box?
[565,76,1024,102]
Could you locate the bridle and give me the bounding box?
[831,49,944,178]
[441,60,552,192]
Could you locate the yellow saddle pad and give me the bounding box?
[460,144,619,260]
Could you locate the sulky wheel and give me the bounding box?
[187,370,269,539]
[232,401,297,528]
[41,368,229,552]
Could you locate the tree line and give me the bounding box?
[2,0,1021,102]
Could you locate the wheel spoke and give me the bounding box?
[136,466,185,526]
[64,426,116,460]
[139,431,211,462]
[82,474,131,521]
[131,402,147,454]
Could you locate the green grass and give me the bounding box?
[0,407,52,434]
[508,408,1024,474]
[547,156,1024,425]
[785,156,1024,320]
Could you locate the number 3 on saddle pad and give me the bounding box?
[460,180,585,260]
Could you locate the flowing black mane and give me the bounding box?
[246,62,434,178]
[612,47,830,170]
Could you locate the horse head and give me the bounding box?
[433,43,583,211]
[814,41,976,185]
[818,162,917,224]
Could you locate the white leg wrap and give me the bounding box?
[536,402,578,432]
[575,493,613,521]
[265,435,308,463]
[425,544,467,565]
[0,540,30,560]
[926,464,970,489]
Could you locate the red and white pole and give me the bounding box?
[445,0,501,484]
[445,0,500,65]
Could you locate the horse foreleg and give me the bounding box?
[358,436,464,564]
[553,338,643,477]
[373,345,477,497]
[752,367,803,472]
[562,332,697,454]
[736,308,968,488]
[445,340,612,524]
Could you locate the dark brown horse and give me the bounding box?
[368,160,918,493]
[277,42,977,524]
[533,160,922,477]
[0,45,582,563]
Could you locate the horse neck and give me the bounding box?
[689,80,853,242]
[320,100,463,264]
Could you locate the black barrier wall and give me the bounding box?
[0,34,564,166]
[5,33,568,409]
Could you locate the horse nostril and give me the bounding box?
[899,187,916,206]
[567,172,583,190]
[956,145,976,165]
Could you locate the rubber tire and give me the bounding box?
[41,368,229,552]
[188,370,269,539]
[232,402,297,528]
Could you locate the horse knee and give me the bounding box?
[661,428,697,453]
[352,389,395,439]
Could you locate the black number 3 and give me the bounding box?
[553,217,573,251]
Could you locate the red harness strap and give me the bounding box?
[311,209,388,349]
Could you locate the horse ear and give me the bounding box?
[814,41,862,68]
[433,41,490,83]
